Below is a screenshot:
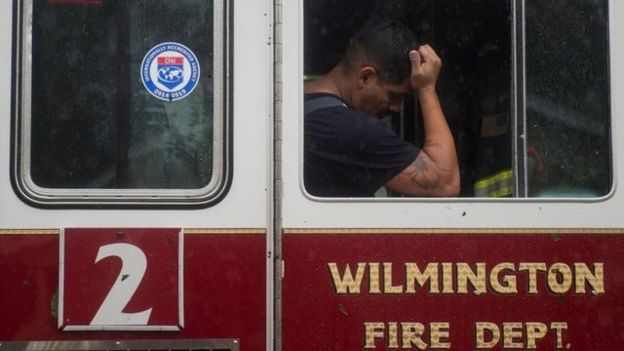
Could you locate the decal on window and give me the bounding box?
[141,42,201,102]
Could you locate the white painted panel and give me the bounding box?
[0,1,273,229]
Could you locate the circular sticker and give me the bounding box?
[141,42,200,101]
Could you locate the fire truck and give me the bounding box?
[1,0,622,350]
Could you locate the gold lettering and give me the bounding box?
[475,322,500,348]
[551,322,568,349]
[518,263,547,294]
[575,262,604,295]
[331,261,602,296]
[548,263,572,294]
[442,263,454,294]
[503,322,523,348]
[388,322,399,348]
[328,263,365,294]
[401,323,428,350]
[430,322,451,348]
[457,262,486,295]
[364,322,385,349]
[369,263,381,294]
[384,263,403,294]
[405,263,439,293]
[525,322,548,349]
[490,263,517,294]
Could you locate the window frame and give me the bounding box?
[11,0,233,208]
[299,0,614,202]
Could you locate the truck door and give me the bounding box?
[2,0,274,349]
[279,1,623,350]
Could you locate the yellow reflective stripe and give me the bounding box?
[474,169,513,197]
[488,186,513,197]
[474,169,513,190]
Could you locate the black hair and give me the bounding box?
[340,20,417,84]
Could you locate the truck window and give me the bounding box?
[524,0,611,197]
[303,0,611,199]
[14,0,229,206]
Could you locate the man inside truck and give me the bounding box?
[304,20,460,197]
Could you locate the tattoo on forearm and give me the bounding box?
[414,155,428,173]
[410,156,438,189]
[408,152,452,189]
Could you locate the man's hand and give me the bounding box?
[385,44,459,197]
[409,45,442,92]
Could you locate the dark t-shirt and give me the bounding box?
[304,93,419,197]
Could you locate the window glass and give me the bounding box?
[525,0,611,197]
[304,0,513,198]
[19,0,226,200]
[303,0,610,199]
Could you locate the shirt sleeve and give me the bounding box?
[340,115,419,191]
[305,104,421,196]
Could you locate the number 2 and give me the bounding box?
[90,243,152,325]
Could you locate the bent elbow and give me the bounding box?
[438,183,459,197]
[438,173,460,197]
[446,181,461,197]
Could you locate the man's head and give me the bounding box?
[338,21,417,116]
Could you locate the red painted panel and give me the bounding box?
[62,228,181,329]
[283,233,624,350]
[0,235,59,340]
[0,233,266,350]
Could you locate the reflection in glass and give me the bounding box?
[30,0,214,189]
[525,0,611,197]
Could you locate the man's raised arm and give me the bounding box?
[385,45,460,197]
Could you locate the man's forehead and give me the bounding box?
[386,81,412,94]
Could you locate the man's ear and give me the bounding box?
[357,66,378,88]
